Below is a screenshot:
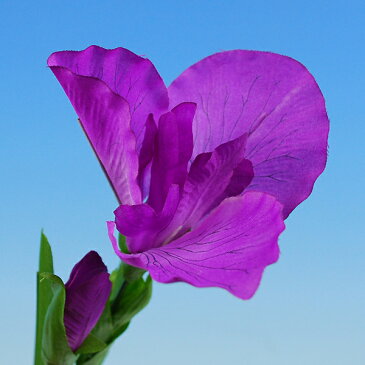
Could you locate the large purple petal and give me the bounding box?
[48,46,169,151]
[169,50,329,217]
[109,192,285,299]
[148,103,196,212]
[49,66,141,204]
[64,251,111,351]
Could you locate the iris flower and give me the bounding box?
[64,251,111,351]
[48,46,328,299]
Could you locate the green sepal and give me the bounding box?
[76,333,107,355]
[122,263,145,283]
[40,273,76,365]
[109,263,125,302]
[109,321,130,342]
[76,320,113,365]
[76,346,110,365]
[75,308,115,365]
[111,274,152,336]
[118,233,129,254]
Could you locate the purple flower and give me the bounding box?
[48,46,329,299]
[64,251,111,351]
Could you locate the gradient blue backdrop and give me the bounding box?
[1,1,364,364]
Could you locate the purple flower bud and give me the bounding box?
[64,251,111,351]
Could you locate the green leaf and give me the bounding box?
[40,273,76,365]
[34,232,55,365]
[111,275,152,340]
[76,333,107,355]
[39,231,54,273]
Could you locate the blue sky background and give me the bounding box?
[1,1,364,364]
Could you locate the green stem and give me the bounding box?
[34,272,43,365]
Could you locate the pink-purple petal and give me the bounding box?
[48,46,169,151]
[49,66,141,205]
[168,50,329,217]
[225,158,254,197]
[64,251,111,351]
[137,114,158,201]
[148,102,196,212]
[109,192,284,299]
[158,134,250,243]
[115,185,180,253]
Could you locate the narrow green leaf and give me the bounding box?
[39,232,54,273]
[35,232,55,365]
[76,333,107,355]
[41,273,76,365]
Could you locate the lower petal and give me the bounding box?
[109,192,284,299]
[114,185,180,253]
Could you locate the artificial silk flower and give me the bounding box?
[64,251,111,351]
[48,46,329,299]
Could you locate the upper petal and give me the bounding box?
[137,114,158,201]
[64,251,111,351]
[109,192,285,299]
[49,66,141,204]
[169,50,329,217]
[48,46,169,151]
[157,134,252,244]
[148,102,196,212]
